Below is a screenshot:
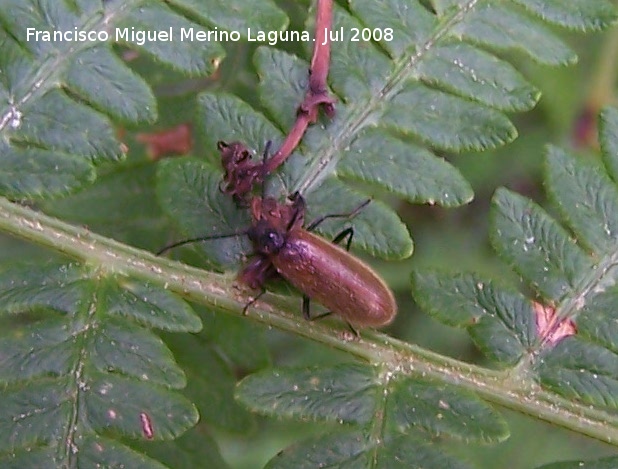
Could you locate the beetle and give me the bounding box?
[159,191,397,330]
[242,193,397,328]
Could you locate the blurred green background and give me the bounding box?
[2,2,618,467]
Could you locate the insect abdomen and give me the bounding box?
[272,230,397,327]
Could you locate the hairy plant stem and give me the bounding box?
[1,196,618,446]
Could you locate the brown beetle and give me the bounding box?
[241,193,397,328]
[160,192,397,329]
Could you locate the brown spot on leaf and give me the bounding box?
[136,123,192,160]
[121,50,140,62]
[140,412,154,439]
[534,301,576,345]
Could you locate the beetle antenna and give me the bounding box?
[157,230,249,255]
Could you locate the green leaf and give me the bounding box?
[0,262,89,314]
[85,374,197,439]
[386,377,508,443]
[545,146,618,255]
[136,428,231,469]
[413,106,618,427]
[417,43,541,112]
[116,3,224,75]
[264,430,371,469]
[349,0,436,58]
[327,6,392,101]
[89,320,187,388]
[0,377,72,452]
[76,435,170,469]
[156,157,252,269]
[0,143,95,199]
[164,333,255,434]
[254,46,307,128]
[339,130,474,207]
[411,270,536,366]
[382,84,518,152]
[236,364,378,425]
[536,456,618,469]
[265,431,473,469]
[197,92,283,159]
[104,279,202,332]
[0,317,77,381]
[577,285,618,353]
[0,437,169,469]
[43,163,170,252]
[65,46,157,123]
[512,0,617,31]
[0,447,57,469]
[0,0,225,199]
[538,338,618,408]
[303,178,413,260]
[451,4,577,65]
[237,363,507,465]
[490,188,592,301]
[599,107,618,182]
[13,90,121,162]
[171,0,288,34]
[0,262,200,463]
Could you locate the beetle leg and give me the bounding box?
[307,309,361,339]
[306,199,371,231]
[331,227,354,252]
[302,294,311,320]
[303,294,336,322]
[242,288,267,315]
[286,192,306,230]
[305,305,360,338]
[303,297,360,337]
[238,256,277,289]
[346,322,360,338]
[308,311,333,321]
[300,227,354,323]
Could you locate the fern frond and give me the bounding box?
[0,0,288,199]
[236,363,508,467]
[0,262,201,465]
[0,1,617,467]
[163,0,615,261]
[412,106,618,453]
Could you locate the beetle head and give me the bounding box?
[247,220,286,256]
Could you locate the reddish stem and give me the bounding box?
[309,0,333,98]
[266,0,336,173]
[220,0,336,199]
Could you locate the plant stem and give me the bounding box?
[1,196,618,446]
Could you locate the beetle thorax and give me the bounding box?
[248,220,286,256]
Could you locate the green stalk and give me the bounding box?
[1,196,618,446]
